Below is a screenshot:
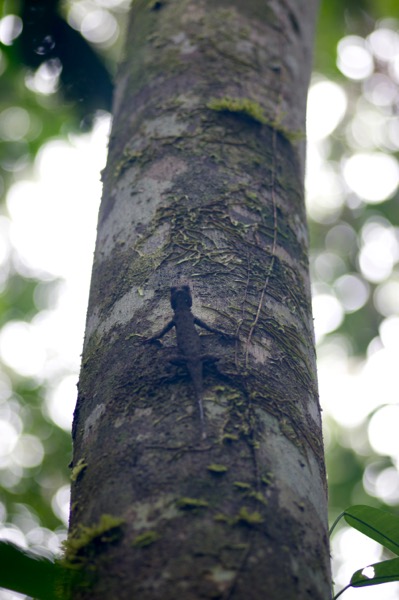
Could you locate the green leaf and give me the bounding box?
[0,541,64,600]
[344,505,399,555]
[351,557,399,588]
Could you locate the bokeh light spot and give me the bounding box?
[0,321,46,379]
[307,80,347,140]
[343,153,399,203]
[379,316,399,351]
[306,162,344,223]
[374,280,399,316]
[0,15,23,46]
[0,421,18,459]
[13,435,44,469]
[368,405,399,459]
[374,468,399,505]
[81,9,119,46]
[312,293,344,341]
[364,73,398,107]
[25,59,62,96]
[51,485,70,527]
[45,375,77,431]
[334,274,369,313]
[0,108,30,142]
[313,252,346,283]
[337,36,374,80]
[368,28,399,62]
[359,241,395,284]
[347,104,387,150]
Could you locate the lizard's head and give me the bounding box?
[170,284,192,309]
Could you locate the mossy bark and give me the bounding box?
[69,0,331,599]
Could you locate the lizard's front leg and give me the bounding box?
[144,319,175,343]
[194,317,235,338]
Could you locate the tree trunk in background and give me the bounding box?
[68,1,331,599]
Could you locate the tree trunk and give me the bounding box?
[68,1,331,599]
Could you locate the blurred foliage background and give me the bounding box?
[0,0,399,597]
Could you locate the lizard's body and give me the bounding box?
[146,285,226,437]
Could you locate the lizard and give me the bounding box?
[145,284,230,438]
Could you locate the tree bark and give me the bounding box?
[68,1,331,599]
